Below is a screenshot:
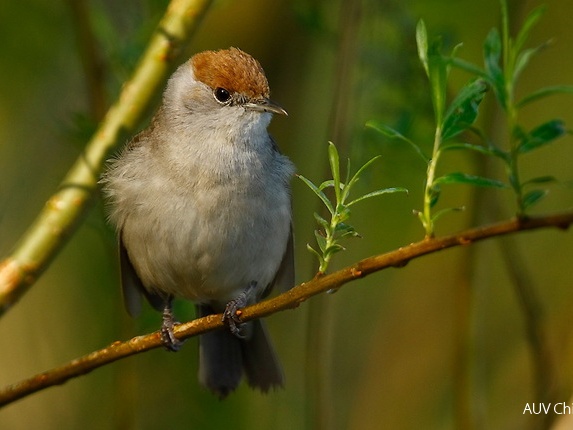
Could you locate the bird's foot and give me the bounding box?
[222,281,257,338]
[161,297,183,351]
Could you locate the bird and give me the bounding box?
[101,47,295,398]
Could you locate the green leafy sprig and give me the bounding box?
[298,142,407,273]
[368,20,506,238]
[452,1,573,216]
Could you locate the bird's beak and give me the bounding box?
[245,98,288,116]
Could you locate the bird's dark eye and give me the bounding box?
[214,87,231,104]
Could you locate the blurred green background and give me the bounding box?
[1,0,573,429]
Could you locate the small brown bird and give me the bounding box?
[102,48,294,398]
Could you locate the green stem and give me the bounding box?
[504,68,526,216]
[319,206,342,273]
[422,125,443,238]
[0,0,214,315]
[500,0,526,216]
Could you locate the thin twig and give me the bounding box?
[67,0,108,120]
[499,235,559,429]
[306,1,363,429]
[0,0,214,316]
[0,212,571,408]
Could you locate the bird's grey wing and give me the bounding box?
[267,223,295,295]
[266,135,295,294]
[119,234,164,315]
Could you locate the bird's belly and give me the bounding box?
[122,184,290,305]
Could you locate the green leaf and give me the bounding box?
[334,222,354,233]
[522,189,548,209]
[518,119,566,154]
[523,175,556,186]
[324,243,346,259]
[347,187,408,207]
[416,20,429,77]
[442,79,488,141]
[427,38,448,125]
[514,5,547,55]
[434,172,508,188]
[429,186,441,208]
[343,158,352,194]
[449,43,464,66]
[441,142,508,160]
[483,28,502,77]
[313,212,329,230]
[334,222,360,239]
[318,179,336,191]
[513,43,548,85]
[431,206,465,223]
[366,120,429,163]
[306,243,324,266]
[314,230,327,252]
[483,28,506,109]
[516,85,573,108]
[328,142,341,202]
[449,57,488,80]
[297,174,335,215]
[415,19,452,125]
[346,155,382,193]
[335,205,351,223]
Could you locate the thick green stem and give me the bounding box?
[0,0,214,315]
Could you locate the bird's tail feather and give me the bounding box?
[196,305,284,398]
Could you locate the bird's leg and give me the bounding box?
[222,281,257,338]
[161,295,183,351]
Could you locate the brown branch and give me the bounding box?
[0,212,571,408]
